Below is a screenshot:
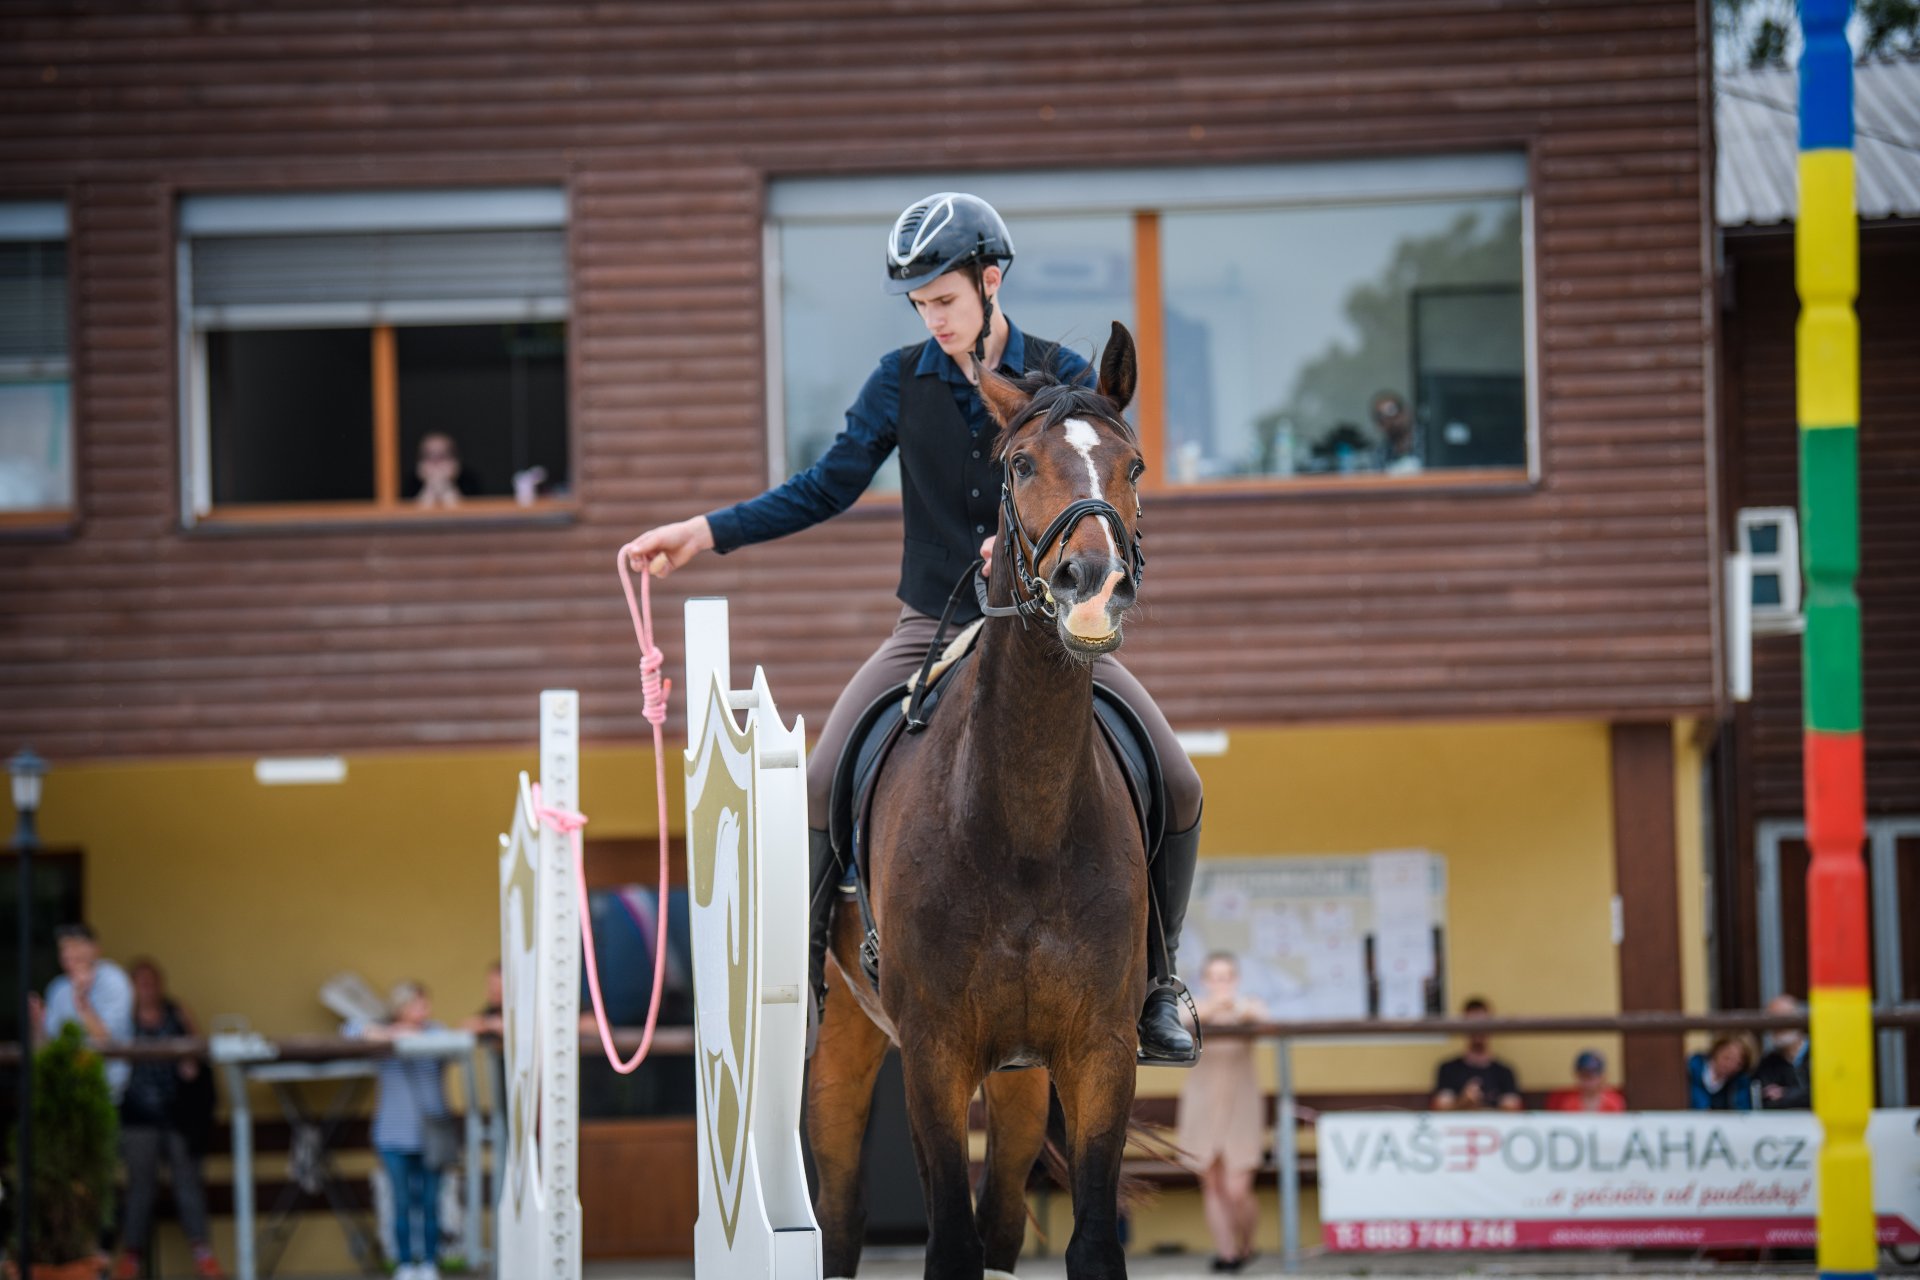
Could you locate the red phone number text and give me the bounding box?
[1326,1220,1519,1251]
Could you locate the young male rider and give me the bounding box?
[625,192,1203,1064]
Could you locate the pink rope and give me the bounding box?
[529,547,676,1076]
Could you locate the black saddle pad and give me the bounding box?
[826,667,1168,884]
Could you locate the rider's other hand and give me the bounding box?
[979,534,994,578]
[626,516,715,577]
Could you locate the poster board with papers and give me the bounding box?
[1182,852,1447,1022]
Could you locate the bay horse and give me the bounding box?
[809,322,1151,1280]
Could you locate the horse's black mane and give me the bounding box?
[991,366,1138,457]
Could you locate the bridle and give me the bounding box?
[973,414,1147,625]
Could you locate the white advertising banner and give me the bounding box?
[1319,1110,1920,1251]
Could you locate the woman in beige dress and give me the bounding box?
[1176,953,1267,1271]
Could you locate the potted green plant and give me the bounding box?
[5,1022,118,1279]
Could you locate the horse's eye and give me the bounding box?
[1128,460,1146,484]
[1010,454,1034,480]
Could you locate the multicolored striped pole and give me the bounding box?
[1796,2,1875,1275]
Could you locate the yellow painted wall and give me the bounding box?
[37,745,676,1040]
[31,714,1708,1268]
[1142,718,1623,1105]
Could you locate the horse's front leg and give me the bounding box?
[1052,1034,1137,1280]
[806,961,891,1278]
[899,1033,986,1280]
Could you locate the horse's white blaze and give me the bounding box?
[1062,417,1119,558]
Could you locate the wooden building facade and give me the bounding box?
[0,1,1724,1267]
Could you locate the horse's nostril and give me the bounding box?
[1049,559,1085,599]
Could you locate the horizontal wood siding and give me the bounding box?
[1724,226,1920,818]
[0,0,1716,759]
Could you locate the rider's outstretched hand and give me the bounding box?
[979,534,994,578]
[626,516,715,577]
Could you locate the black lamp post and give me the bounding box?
[10,746,45,1280]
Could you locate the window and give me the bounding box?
[1737,506,1804,632]
[0,202,72,517]
[179,189,571,522]
[770,210,1132,491]
[767,155,1533,493]
[1162,199,1525,482]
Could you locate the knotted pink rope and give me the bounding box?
[529,546,676,1075]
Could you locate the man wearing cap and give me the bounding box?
[1545,1050,1627,1112]
[625,192,1204,1065]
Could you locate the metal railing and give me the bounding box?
[6,1008,1918,1270]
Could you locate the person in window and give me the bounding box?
[348,981,451,1280]
[622,191,1205,1064]
[1754,994,1811,1109]
[1176,953,1266,1272]
[414,432,464,508]
[1430,996,1523,1110]
[1687,1033,1758,1110]
[113,959,223,1280]
[1544,1049,1626,1113]
[1369,390,1423,475]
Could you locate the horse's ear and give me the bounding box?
[1098,320,1138,412]
[978,366,1033,434]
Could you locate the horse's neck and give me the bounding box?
[958,611,1100,844]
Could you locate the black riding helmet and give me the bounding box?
[885,192,1015,362]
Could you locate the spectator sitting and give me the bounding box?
[1545,1049,1627,1112]
[1431,996,1522,1111]
[349,981,451,1280]
[113,959,222,1280]
[31,922,135,1103]
[1687,1033,1758,1110]
[1755,993,1811,1109]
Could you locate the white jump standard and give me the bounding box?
[684,596,821,1280]
[493,595,820,1280]
[496,690,584,1280]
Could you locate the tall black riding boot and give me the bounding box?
[1138,810,1202,1066]
[807,827,841,1054]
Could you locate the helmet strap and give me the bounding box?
[972,261,995,365]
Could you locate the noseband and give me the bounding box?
[974,420,1147,625]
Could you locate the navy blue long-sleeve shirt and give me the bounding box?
[705,321,1090,553]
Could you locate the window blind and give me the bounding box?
[189,228,568,327]
[0,241,69,364]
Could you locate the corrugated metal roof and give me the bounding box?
[1717,59,1920,226]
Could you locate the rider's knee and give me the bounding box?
[1168,761,1203,832]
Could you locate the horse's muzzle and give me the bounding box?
[1050,553,1134,657]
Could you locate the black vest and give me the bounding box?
[895,337,1061,621]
